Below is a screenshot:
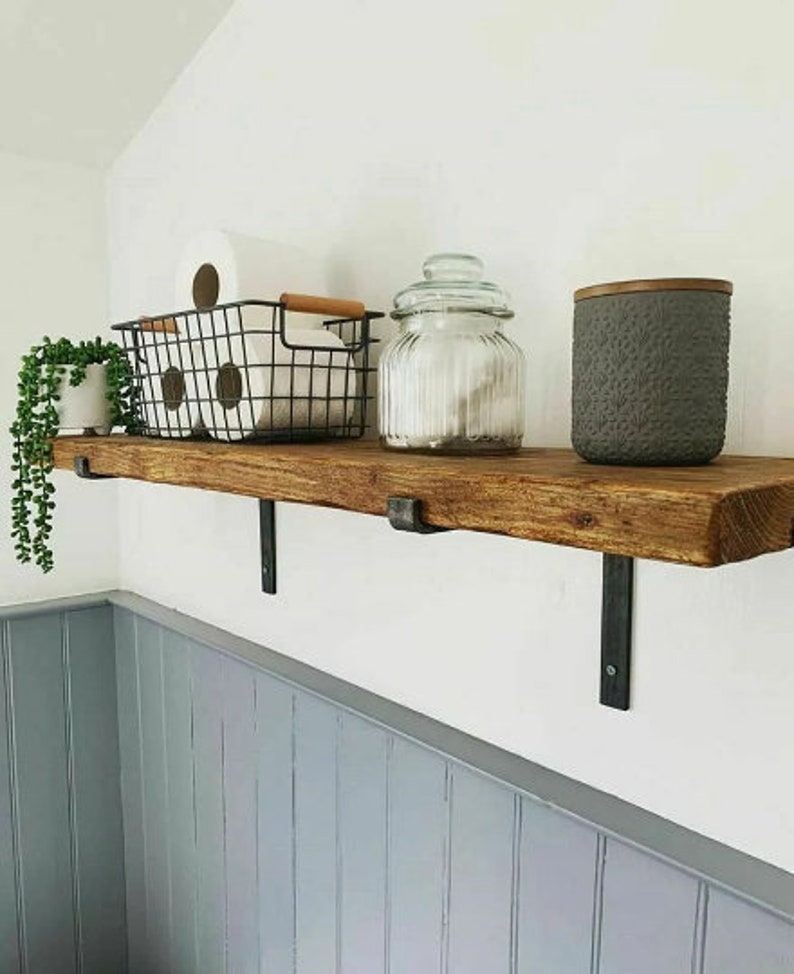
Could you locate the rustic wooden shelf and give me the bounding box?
[54,434,794,710]
[52,435,794,568]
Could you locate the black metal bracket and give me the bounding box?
[386,496,448,535]
[73,457,114,480]
[259,500,277,595]
[600,554,634,710]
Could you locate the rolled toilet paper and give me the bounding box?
[174,230,323,330]
[197,327,357,440]
[136,328,205,438]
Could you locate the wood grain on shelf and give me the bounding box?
[51,436,794,567]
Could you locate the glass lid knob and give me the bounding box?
[422,253,484,282]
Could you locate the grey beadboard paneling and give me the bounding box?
[162,628,198,974]
[446,765,517,974]
[599,839,701,973]
[0,605,125,974]
[3,593,794,974]
[114,608,147,974]
[293,693,339,974]
[108,589,794,924]
[704,889,794,973]
[222,657,259,974]
[338,715,389,974]
[517,799,600,973]
[9,613,77,973]
[255,675,296,972]
[192,644,226,974]
[387,737,447,973]
[137,616,171,974]
[66,607,126,972]
[0,621,22,974]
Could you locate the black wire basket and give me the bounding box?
[112,295,383,442]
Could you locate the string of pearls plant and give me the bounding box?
[10,336,139,573]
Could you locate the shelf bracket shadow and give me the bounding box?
[600,553,634,710]
[387,497,448,535]
[259,499,277,595]
[73,456,114,480]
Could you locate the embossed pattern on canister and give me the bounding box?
[572,278,732,465]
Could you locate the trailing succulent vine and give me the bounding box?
[10,336,139,573]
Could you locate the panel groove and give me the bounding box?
[61,614,84,974]
[290,692,298,974]
[221,680,229,974]
[589,834,607,974]
[508,793,523,974]
[69,606,126,972]
[383,735,393,974]
[2,620,25,973]
[158,635,174,969]
[133,615,150,960]
[110,614,130,974]
[440,763,453,974]
[692,882,709,974]
[253,679,262,974]
[335,714,343,974]
[189,656,200,973]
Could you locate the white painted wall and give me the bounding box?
[108,0,794,870]
[0,150,116,605]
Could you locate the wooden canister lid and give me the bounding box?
[574,278,733,302]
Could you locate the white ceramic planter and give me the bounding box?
[56,363,112,434]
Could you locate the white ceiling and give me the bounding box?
[0,0,236,168]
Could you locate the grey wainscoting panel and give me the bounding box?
[293,693,339,974]
[113,601,794,974]
[338,715,389,974]
[0,621,22,974]
[446,765,518,974]
[192,642,227,974]
[114,590,794,916]
[9,612,77,973]
[162,628,198,974]
[222,657,259,974]
[114,607,147,974]
[255,674,296,972]
[517,798,600,973]
[4,593,794,974]
[704,889,794,973]
[387,737,447,974]
[0,605,125,974]
[137,617,171,974]
[65,607,127,972]
[599,839,701,974]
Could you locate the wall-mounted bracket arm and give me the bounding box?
[387,497,448,535]
[73,456,114,480]
[600,554,634,710]
[259,499,277,595]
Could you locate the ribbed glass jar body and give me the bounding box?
[379,311,525,453]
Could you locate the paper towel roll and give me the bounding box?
[197,327,357,440]
[175,230,323,330]
[137,330,205,438]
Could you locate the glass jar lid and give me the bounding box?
[392,253,514,320]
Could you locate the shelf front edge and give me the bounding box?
[51,436,794,567]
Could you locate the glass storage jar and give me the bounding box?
[379,253,526,453]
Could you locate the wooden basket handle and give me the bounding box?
[138,315,179,334]
[280,293,366,319]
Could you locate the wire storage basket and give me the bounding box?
[112,295,383,442]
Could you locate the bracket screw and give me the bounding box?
[605,664,617,677]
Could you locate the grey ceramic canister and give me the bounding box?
[571,278,732,465]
